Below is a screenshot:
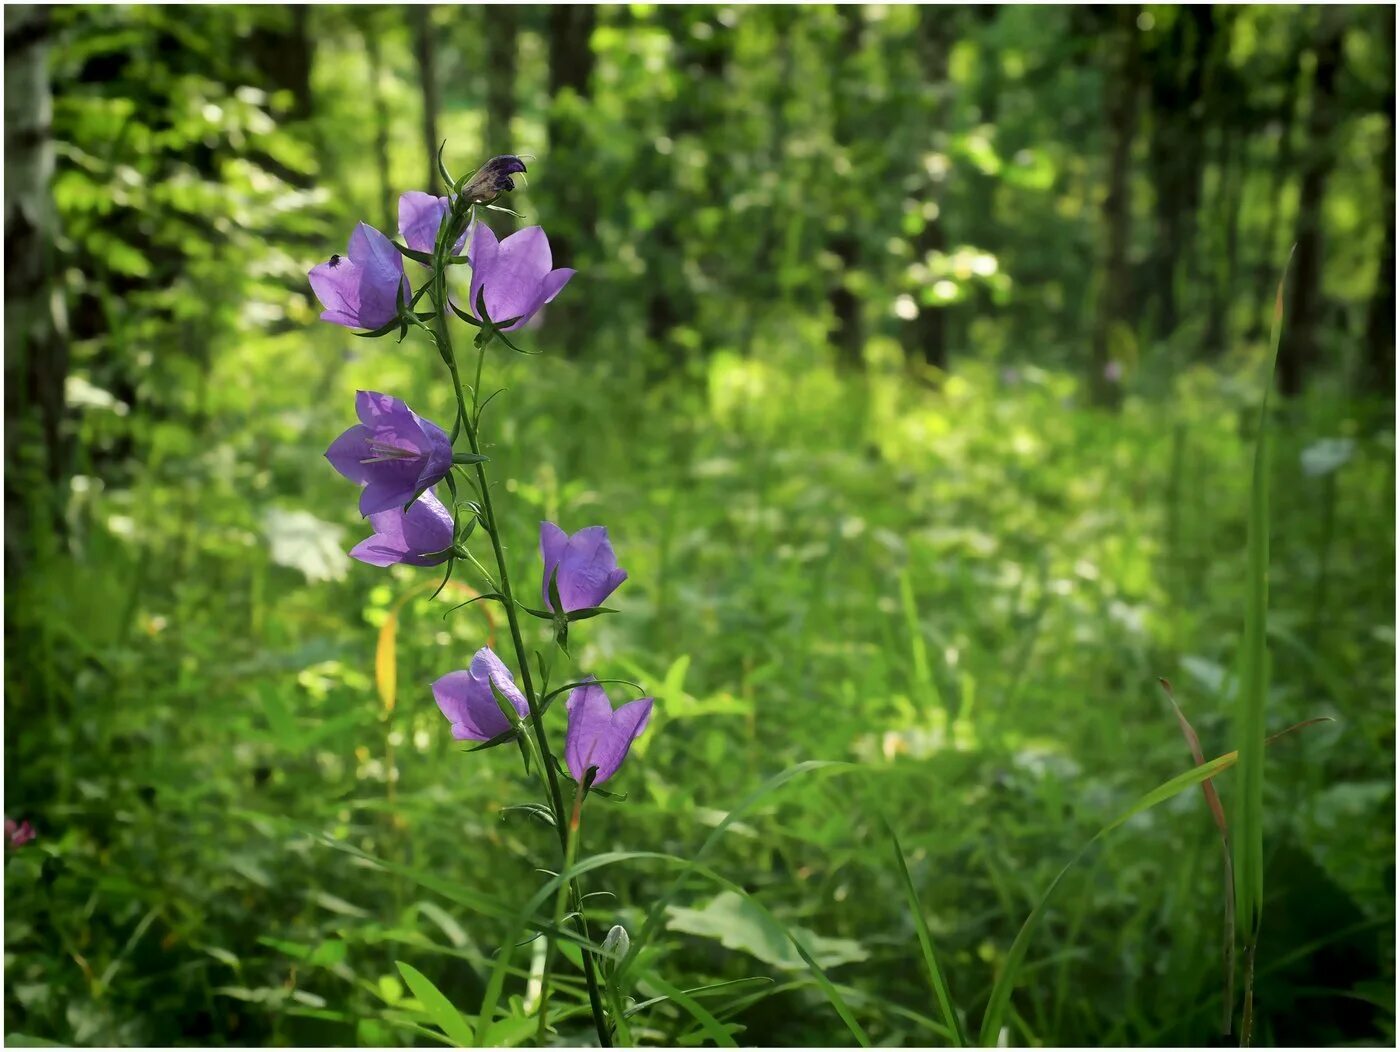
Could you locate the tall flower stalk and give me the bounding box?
[311,153,649,1047]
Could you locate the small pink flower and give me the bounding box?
[5,817,35,849]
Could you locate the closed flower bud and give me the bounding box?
[460,155,527,204]
[601,924,630,974]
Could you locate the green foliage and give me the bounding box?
[5,3,1394,1049]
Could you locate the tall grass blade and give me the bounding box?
[885,819,967,1045]
[976,710,1326,1049]
[1234,251,1292,1045]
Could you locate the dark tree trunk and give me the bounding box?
[247,6,315,122]
[827,7,865,366]
[1146,5,1214,336]
[908,5,954,371]
[413,6,442,195]
[546,2,596,259]
[484,7,518,153]
[1091,5,1141,407]
[1279,11,1343,398]
[646,7,728,350]
[4,5,69,559]
[362,13,394,231]
[545,4,596,354]
[1365,7,1395,397]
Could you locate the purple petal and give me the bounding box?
[467,223,500,323]
[414,415,454,493]
[309,259,366,328]
[474,226,554,328]
[538,268,575,308]
[557,525,626,612]
[347,222,409,328]
[356,390,415,430]
[431,647,529,741]
[564,682,653,784]
[539,521,570,611]
[399,192,450,256]
[396,491,455,565]
[350,489,453,567]
[432,670,498,740]
[325,424,374,484]
[564,680,614,781]
[359,474,420,518]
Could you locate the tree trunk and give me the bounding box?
[1146,5,1214,336]
[827,7,865,366]
[1091,5,1140,407]
[4,5,69,559]
[545,4,596,354]
[908,5,954,371]
[247,7,315,122]
[1279,10,1343,397]
[484,7,518,153]
[1365,7,1395,396]
[413,6,442,195]
[363,13,394,230]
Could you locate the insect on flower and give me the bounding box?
[328,253,342,268]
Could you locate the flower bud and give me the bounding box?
[601,924,630,975]
[459,155,527,204]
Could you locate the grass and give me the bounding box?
[4,319,1394,1046]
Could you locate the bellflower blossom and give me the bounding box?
[350,488,454,568]
[432,647,531,741]
[308,222,410,330]
[467,225,575,331]
[564,680,653,785]
[540,522,628,613]
[326,391,453,517]
[399,191,469,257]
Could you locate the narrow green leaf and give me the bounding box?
[885,820,966,1045]
[1233,253,1290,939]
[396,961,475,1047]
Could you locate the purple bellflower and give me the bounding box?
[326,391,453,517]
[564,680,653,785]
[467,225,575,331]
[399,191,469,257]
[308,222,410,330]
[540,522,628,613]
[432,647,531,741]
[350,488,454,568]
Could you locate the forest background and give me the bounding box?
[3,4,1395,1047]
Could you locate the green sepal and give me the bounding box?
[500,803,556,827]
[448,299,484,328]
[540,678,647,706]
[566,606,618,623]
[452,452,490,465]
[466,727,518,752]
[351,316,408,339]
[392,241,435,266]
[427,554,456,603]
[488,676,524,729]
[436,139,454,193]
[442,591,506,619]
[400,481,433,514]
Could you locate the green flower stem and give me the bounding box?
[428,208,611,1048]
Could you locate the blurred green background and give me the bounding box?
[3,3,1394,1046]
